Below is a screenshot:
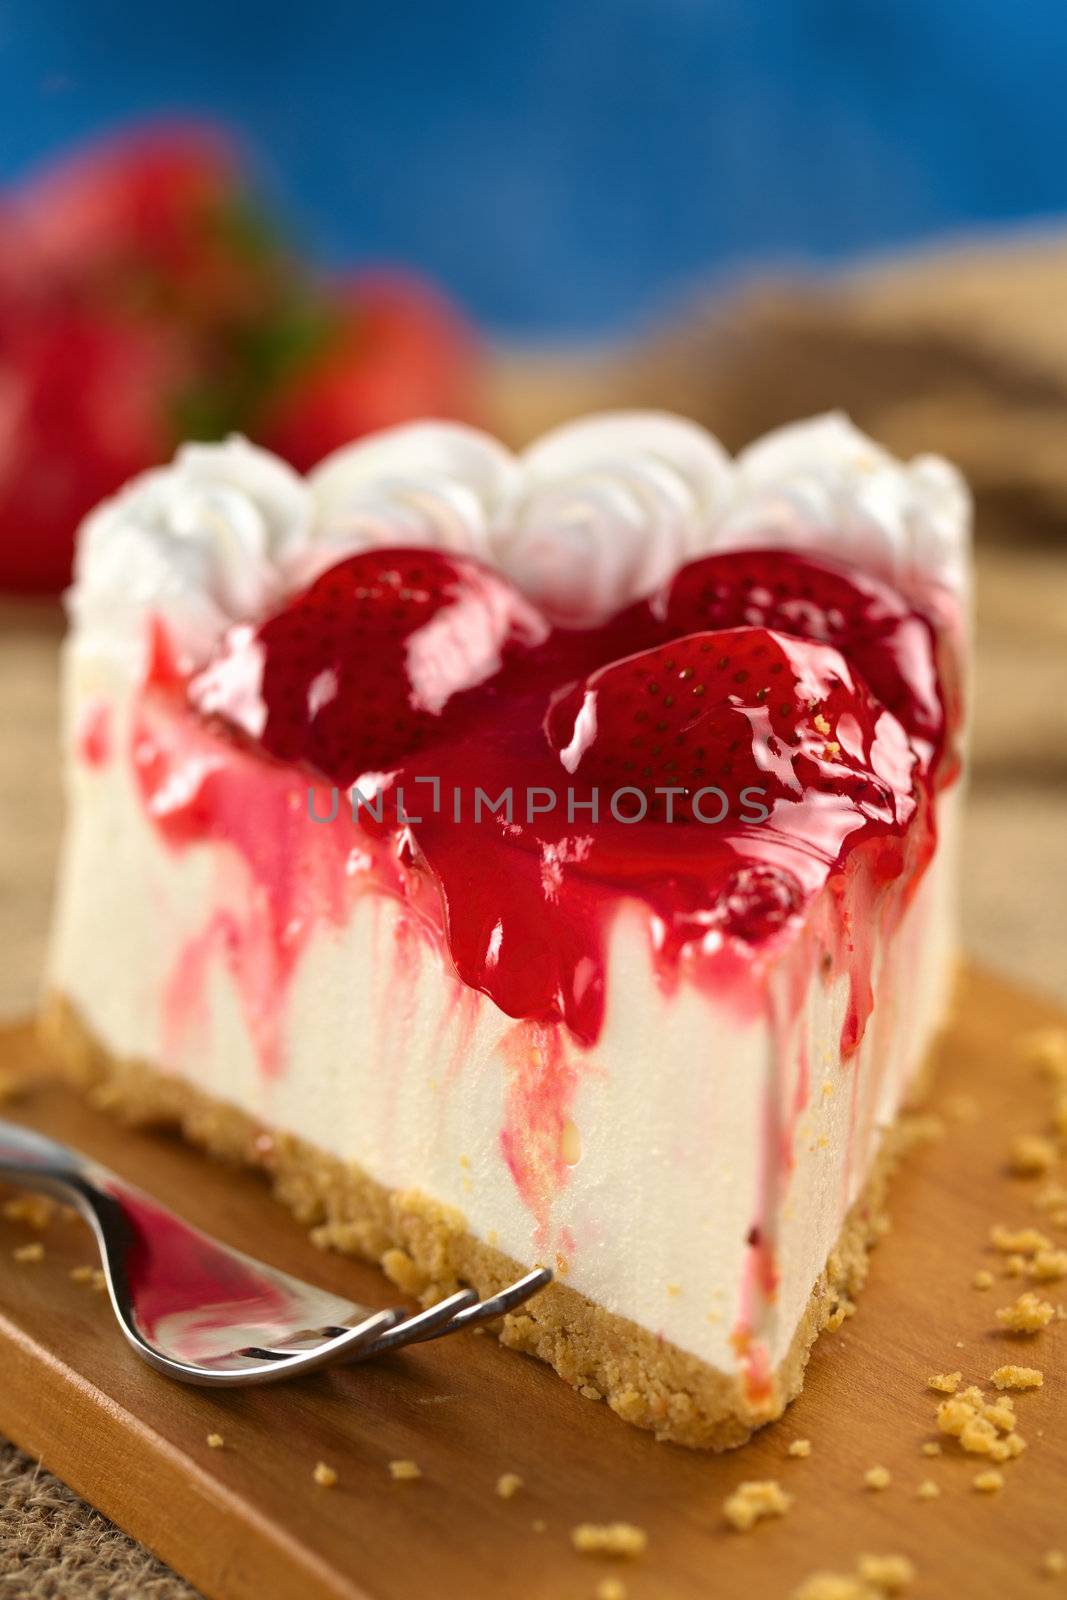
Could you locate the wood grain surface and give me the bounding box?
[0,966,1064,1600]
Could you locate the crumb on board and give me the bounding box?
[1043,1550,1066,1577]
[1020,1027,1067,1081]
[723,1480,792,1530]
[595,1581,628,1600]
[1032,1249,1067,1281]
[990,1365,1043,1390]
[973,1269,995,1290]
[495,1472,523,1500]
[1008,1134,1059,1177]
[206,1433,225,1450]
[387,1459,421,1482]
[927,1372,962,1393]
[571,1523,648,1558]
[787,1438,812,1458]
[921,1442,942,1457]
[863,1465,891,1490]
[313,1462,338,1488]
[996,1291,1056,1332]
[973,1469,1005,1493]
[935,1385,1026,1460]
[69,1264,94,1284]
[857,1553,916,1592]
[990,1225,1053,1254]
[791,1552,916,1599]
[917,1479,941,1500]
[12,1242,44,1263]
[2,1195,57,1230]
[531,1518,547,1534]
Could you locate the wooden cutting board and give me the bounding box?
[0,965,1064,1600]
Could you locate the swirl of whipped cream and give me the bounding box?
[73,437,311,665]
[492,413,733,625]
[714,413,972,597]
[302,422,519,586]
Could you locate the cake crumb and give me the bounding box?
[1021,1027,1067,1081]
[917,1479,941,1500]
[571,1522,648,1558]
[1032,1249,1067,1281]
[723,1480,792,1531]
[313,1462,338,1488]
[206,1433,225,1450]
[990,1224,1052,1254]
[973,1269,995,1290]
[864,1465,891,1490]
[532,1518,547,1533]
[595,1581,628,1600]
[12,1242,44,1264]
[1043,1550,1066,1577]
[3,1195,57,1230]
[921,1442,942,1457]
[990,1364,1043,1390]
[388,1459,421,1482]
[381,1247,423,1296]
[791,1575,868,1600]
[973,1469,1004,1493]
[1009,1135,1059,1177]
[791,1554,916,1600]
[787,1438,812,1458]
[813,713,831,735]
[996,1291,1056,1332]
[857,1553,915,1592]
[826,1298,856,1331]
[579,1385,602,1400]
[927,1371,962,1393]
[69,1264,94,1283]
[91,1269,107,1293]
[495,1472,523,1500]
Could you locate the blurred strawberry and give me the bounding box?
[0,123,272,324]
[258,272,481,473]
[0,127,481,592]
[0,307,193,590]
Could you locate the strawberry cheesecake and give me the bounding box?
[42,412,970,1447]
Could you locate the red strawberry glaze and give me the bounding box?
[127,545,959,1335]
[75,695,112,767]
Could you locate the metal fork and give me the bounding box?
[0,1118,550,1387]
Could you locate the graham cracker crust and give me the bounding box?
[38,991,939,1450]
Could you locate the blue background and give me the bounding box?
[1,0,1064,337]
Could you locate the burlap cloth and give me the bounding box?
[1,230,1065,1596]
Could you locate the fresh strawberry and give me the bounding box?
[653,549,943,757]
[258,272,481,473]
[193,548,547,784]
[545,626,915,825]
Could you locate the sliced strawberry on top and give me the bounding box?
[545,626,916,828]
[192,547,547,785]
[653,549,945,759]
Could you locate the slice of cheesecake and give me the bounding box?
[43,413,969,1448]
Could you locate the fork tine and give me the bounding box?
[229,1306,406,1369]
[400,1267,553,1345]
[344,1288,478,1362]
